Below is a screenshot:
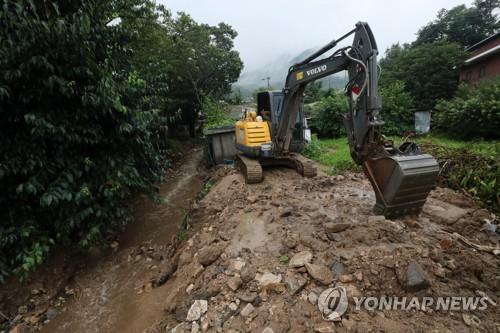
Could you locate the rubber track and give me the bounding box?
[293,154,317,178]
[236,154,263,184]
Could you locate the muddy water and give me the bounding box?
[41,148,205,333]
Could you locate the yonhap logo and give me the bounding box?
[318,286,348,321]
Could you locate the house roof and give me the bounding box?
[464,44,500,65]
[466,31,500,52]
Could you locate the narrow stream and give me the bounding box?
[41,148,205,333]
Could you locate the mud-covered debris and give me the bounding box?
[313,322,335,333]
[191,321,200,333]
[323,222,351,233]
[154,261,178,287]
[308,291,319,305]
[282,237,297,249]
[227,276,243,291]
[240,264,256,283]
[368,215,386,223]
[45,308,59,320]
[228,258,246,272]
[280,207,294,218]
[284,271,307,295]
[197,243,226,266]
[400,261,430,292]
[262,327,275,333]
[305,263,334,285]
[330,261,345,278]
[462,313,481,327]
[289,251,313,268]
[170,322,189,333]
[228,302,238,311]
[240,303,255,317]
[236,291,258,303]
[255,272,282,288]
[434,266,446,278]
[9,324,30,333]
[186,300,208,321]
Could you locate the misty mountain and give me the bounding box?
[233,48,347,99]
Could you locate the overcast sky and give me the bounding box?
[158,0,468,72]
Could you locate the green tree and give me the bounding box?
[380,81,415,135]
[304,81,323,103]
[309,91,348,138]
[165,14,243,136]
[416,0,500,47]
[380,41,466,111]
[0,0,171,280]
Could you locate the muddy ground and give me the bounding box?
[2,154,499,333]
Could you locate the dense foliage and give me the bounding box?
[380,41,466,112]
[307,91,348,138]
[201,97,234,130]
[434,78,500,139]
[0,0,242,281]
[379,81,415,135]
[416,0,500,47]
[421,141,499,212]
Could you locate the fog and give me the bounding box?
[158,0,467,72]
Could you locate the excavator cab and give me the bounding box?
[257,91,305,153]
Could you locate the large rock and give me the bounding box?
[289,251,313,268]
[186,300,208,321]
[305,263,334,285]
[400,261,430,292]
[197,243,226,266]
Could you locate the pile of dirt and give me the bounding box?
[148,167,499,333]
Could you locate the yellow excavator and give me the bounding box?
[235,22,439,218]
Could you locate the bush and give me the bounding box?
[434,78,500,139]
[0,2,169,281]
[421,143,499,212]
[379,81,415,135]
[308,91,348,138]
[201,97,234,130]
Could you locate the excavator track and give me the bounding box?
[236,154,263,184]
[291,154,317,178]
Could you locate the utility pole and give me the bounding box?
[262,76,271,89]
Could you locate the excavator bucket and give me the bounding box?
[362,154,439,218]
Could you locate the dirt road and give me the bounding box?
[3,153,499,333]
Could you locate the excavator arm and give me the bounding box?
[274,22,439,218]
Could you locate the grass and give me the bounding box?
[412,134,499,157]
[304,134,499,174]
[302,135,359,174]
[304,133,499,211]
